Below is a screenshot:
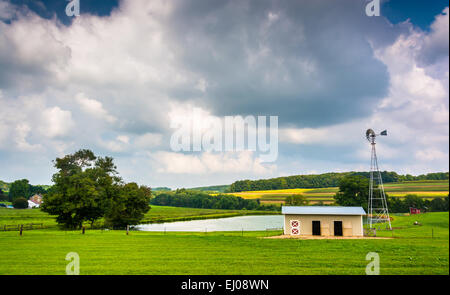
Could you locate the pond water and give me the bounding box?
[135,215,284,232]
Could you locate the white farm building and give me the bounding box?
[282,206,366,237]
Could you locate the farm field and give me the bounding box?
[226,180,449,205]
[0,212,447,275]
[0,206,279,229]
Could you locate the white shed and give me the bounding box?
[282,206,366,237]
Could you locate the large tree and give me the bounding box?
[334,175,369,208]
[43,150,95,228]
[42,149,151,229]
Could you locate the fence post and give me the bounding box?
[126,225,129,235]
[19,224,23,236]
[82,226,85,234]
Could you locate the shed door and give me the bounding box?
[334,221,343,236]
[312,221,321,236]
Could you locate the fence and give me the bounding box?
[364,228,377,237]
[2,223,45,231]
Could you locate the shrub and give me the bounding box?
[13,197,28,209]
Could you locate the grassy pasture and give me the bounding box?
[227,180,449,204]
[0,212,447,275]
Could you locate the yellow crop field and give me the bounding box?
[388,191,449,197]
[224,188,315,198]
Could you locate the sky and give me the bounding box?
[0,0,448,188]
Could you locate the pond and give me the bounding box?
[135,215,284,232]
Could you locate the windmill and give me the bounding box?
[366,129,392,230]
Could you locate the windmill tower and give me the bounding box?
[366,129,392,230]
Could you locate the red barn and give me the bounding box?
[410,207,421,215]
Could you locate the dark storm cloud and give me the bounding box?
[162,0,398,128]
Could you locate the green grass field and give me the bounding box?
[227,180,449,204]
[0,210,447,275]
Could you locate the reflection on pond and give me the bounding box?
[135,215,283,232]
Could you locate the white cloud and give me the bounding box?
[415,149,447,162]
[40,106,74,138]
[419,7,449,66]
[0,0,15,20]
[116,135,130,144]
[134,133,162,149]
[99,137,128,152]
[152,151,275,175]
[0,91,74,152]
[14,123,42,151]
[75,93,116,123]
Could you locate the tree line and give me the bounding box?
[151,189,279,211]
[334,175,449,213]
[229,171,449,192]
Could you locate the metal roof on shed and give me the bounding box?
[281,206,366,215]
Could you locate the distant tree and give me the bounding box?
[334,175,369,208]
[105,183,152,228]
[29,185,46,196]
[430,197,447,212]
[285,194,309,206]
[0,188,7,201]
[402,194,425,210]
[279,179,288,189]
[8,179,30,202]
[150,190,278,212]
[387,196,407,213]
[13,197,28,209]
